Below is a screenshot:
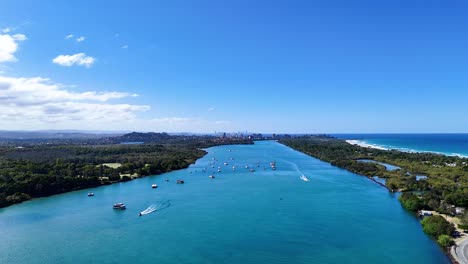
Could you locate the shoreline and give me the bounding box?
[0,151,208,210]
[345,139,468,158]
[430,211,468,264]
[282,138,466,264]
[345,140,388,150]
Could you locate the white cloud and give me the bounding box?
[65,34,74,39]
[12,34,27,41]
[2,28,12,33]
[208,107,215,111]
[52,53,95,68]
[0,76,149,126]
[122,45,128,49]
[76,36,85,42]
[0,32,27,62]
[0,76,233,131]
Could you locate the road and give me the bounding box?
[453,238,468,264]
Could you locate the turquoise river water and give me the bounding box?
[0,141,450,263]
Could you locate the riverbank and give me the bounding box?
[280,136,467,263]
[429,211,468,264]
[0,148,207,209]
[0,134,254,209]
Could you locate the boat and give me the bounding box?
[176,179,185,184]
[165,179,169,182]
[209,175,215,179]
[113,203,126,210]
[152,184,158,188]
[223,162,228,165]
[300,175,310,182]
[87,192,94,196]
[249,169,255,172]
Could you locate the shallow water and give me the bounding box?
[0,141,449,263]
[357,159,401,171]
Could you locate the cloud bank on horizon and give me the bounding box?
[0,26,229,132]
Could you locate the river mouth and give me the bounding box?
[0,141,450,264]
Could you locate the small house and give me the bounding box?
[418,210,432,217]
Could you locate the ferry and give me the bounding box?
[151,184,158,188]
[113,203,126,210]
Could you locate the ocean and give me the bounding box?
[0,141,450,263]
[334,133,468,157]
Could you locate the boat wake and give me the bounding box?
[140,200,171,216]
[281,159,310,182]
[300,175,310,182]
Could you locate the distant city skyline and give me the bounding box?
[1,0,467,133]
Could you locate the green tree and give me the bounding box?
[399,192,423,211]
[421,215,455,238]
[459,212,468,231]
[437,234,454,247]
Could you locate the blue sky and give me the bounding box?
[0,0,467,133]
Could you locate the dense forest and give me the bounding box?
[280,136,468,212]
[0,133,252,208]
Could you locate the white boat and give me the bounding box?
[300,175,310,182]
[152,184,158,188]
[87,192,94,197]
[209,175,215,179]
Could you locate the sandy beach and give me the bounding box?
[345,140,388,150]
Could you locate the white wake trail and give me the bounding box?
[280,159,310,182]
[140,201,171,216]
